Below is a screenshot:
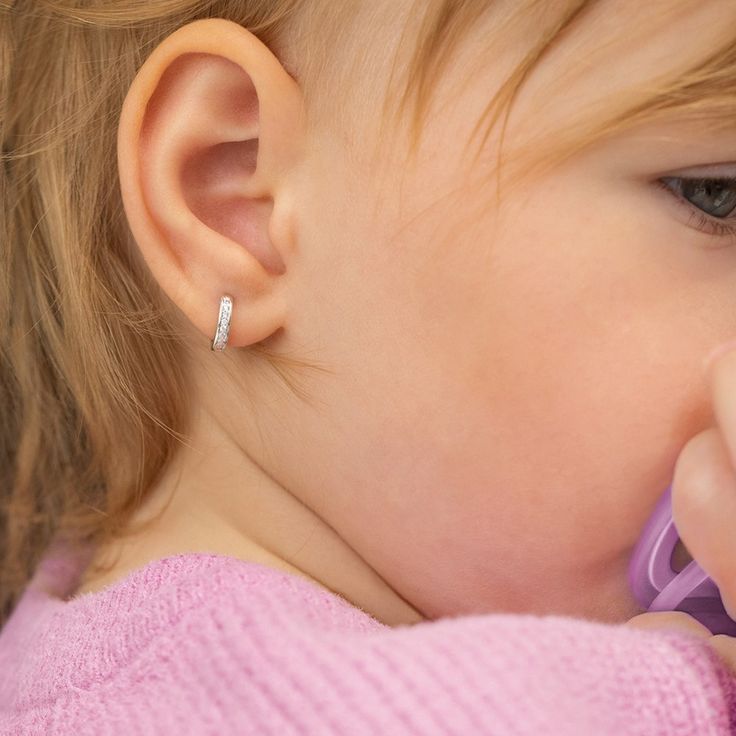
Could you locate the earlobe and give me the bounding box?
[116,18,303,350]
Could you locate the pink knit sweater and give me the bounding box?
[2,543,736,735]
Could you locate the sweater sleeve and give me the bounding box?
[9,553,736,736]
[228,609,736,736]
[74,595,736,736]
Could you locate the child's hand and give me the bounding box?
[625,611,736,672]
[625,341,736,674]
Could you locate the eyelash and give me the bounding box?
[655,176,736,243]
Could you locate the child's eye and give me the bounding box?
[656,175,736,242]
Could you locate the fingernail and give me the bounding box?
[702,339,736,376]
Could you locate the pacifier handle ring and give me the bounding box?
[647,558,712,612]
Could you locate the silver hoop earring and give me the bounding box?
[211,294,233,352]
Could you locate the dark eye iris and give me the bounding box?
[678,177,736,218]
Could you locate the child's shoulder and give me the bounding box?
[2,550,735,735]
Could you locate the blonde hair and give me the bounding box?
[2,0,736,628]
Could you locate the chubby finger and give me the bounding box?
[671,427,736,620]
[625,611,712,640]
[708,635,736,673]
[709,346,736,472]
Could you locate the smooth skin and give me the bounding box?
[626,343,736,672]
[73,0,736,675]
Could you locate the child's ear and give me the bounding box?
[117,18,304,349]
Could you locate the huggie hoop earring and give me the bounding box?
[211,294,233,352]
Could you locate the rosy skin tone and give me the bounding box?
[74,0,736,658]
[627,343,736,672]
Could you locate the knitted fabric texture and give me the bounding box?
[2,542,736,735]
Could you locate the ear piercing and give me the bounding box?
[211,294,233,351]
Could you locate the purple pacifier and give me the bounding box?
[628,483,736,636]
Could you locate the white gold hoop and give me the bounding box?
[211,294,233,352]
